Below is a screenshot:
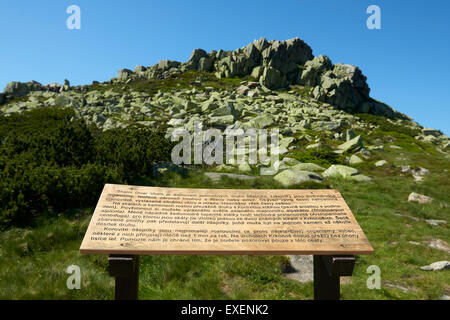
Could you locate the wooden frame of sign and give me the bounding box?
[80,184,374,300]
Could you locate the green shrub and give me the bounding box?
[0,108,174,227]
[95,126,174,179]
[355,113,421,138]
[290,144,343,167]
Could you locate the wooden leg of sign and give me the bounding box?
[313,255,355,300]
[108,255,140,300]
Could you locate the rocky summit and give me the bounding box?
[1,37,449,185]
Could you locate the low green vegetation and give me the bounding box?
[88,71,254,97]
[0,108,173,227]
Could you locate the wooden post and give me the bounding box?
[108,254,140,300]
[314,255,355,300]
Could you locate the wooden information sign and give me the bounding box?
[80,184,373,300]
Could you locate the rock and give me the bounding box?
[249,114,274,129]
[4,81,29,98]
[134,65,147,73]
[211,103,235,117]
[274,169,323,186]
[394,214,420,222]
[290,163,326,172]
[198,57,213,71]
[205,172,257,182]
[306,142,322,149]
[408,192,433,204]
[384,282,411,293]
[311,64,370,112]
[253,37,270,52]
[350,174,372,182]
[236,85,249,96]
[167,118,185,126]
[209,115,234,126]
[280,157,301,166]
[425,219,447,227]
[157,60,180,70]
[259,67,287,90]
[238,162,252,173]
[299,55,332,86]
[349,155,364,165]
[420,261,450,271]
[337,135,363,152]
[375,160,388,167]
[323,165,359,179]
[422,128,441,137]
[117,69,133,81]
[311,120,345,131]
[0,93,5,105]
[251,66,264,80]
[187,49,208,70]
[426,239,450,254]
[368,145,384,151]
[285,255,313,283]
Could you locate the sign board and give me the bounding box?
[80,184,374,255]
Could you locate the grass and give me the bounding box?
[1,153,448,299]
[0,76,448,300]
[87,71,253,98]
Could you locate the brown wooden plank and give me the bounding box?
[80,184,374,255]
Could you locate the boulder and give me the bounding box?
[259,67,287,90]
[157,60,180,70]
[290,163,326,172]
[198,57,213,71]
[349,154,364,165]
[274,169,323,186]
[209,115,234,126]
[4,81,30,98]
[323,165,359,179]
[205,172,257,182]
[375,160,388,167]
[249,114,274,129]
[187,49,209,70]
[350,174,372,182]
[117,69,133,81]
[299,55,332,86]
[134,65,147,73]
[420,261,450,271]
[422,128,441,137]
[251,66,264,80]
[337,135,363,152]
[408,192,433,204]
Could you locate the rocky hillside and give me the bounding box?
[1,37,449,168]
[1,38,449,300]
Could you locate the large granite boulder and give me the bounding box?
[186,48,209,70]
[274,169,323,186]
[117,69,133,81]
[299,55,332,86]
[260,67,287,90]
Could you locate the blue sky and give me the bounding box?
[1,0,449,134]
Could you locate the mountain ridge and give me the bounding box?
[0,37,448,152]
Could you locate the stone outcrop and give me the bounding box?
[105,37,407,118]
